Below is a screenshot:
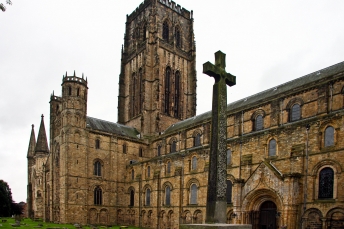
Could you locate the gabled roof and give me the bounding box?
[86,117,140,139]
[165,61,344,134]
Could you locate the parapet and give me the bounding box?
[62,74,88,87]
[127,0,152,22]
[158,0,191,19]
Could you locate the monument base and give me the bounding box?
[180,224,252,229]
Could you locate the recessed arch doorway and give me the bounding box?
[259,201,277,229]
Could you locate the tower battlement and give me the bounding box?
[62,75,87,87]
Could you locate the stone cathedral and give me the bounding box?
[27,0,344,228]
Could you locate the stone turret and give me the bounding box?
[27,124,36,219]
[35,115,49,155]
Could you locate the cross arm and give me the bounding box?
[203,62,236,86]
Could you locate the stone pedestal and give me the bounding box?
[180,224,252,229]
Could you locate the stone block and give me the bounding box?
[180,224,252,229]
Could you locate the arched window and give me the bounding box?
[226,180,232,203]
[325,126,334,147]
[194,133,201,147]
[147,166,151,178]
[319,167,334,199]
[291,104,301,121]
[157,145,161,156]
[227,149,232,166]
[131,169,135,180]
[146,188,151,206]
[164,67,171,115]
[190,184,198,204]
[192,157,197,170]
[95,139,100,149]
[94,160,102,176]
[174,71,180,118]
[163,21,169,41]
[268,139,277,156]
[175,27,181,48]
[165,186,171,206]
[130,189,135,206]
[255,115,263,131]
[167,162,171,174]
[94,186,102,205]
[170,140,177,153]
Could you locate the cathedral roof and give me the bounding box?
[35,115,49,154]
[86,117,140,138]
[165,61,344,134]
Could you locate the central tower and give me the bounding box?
[117,0,196,136]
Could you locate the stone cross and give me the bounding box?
[203,51,236,224]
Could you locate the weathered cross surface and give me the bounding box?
[203,51,236,224]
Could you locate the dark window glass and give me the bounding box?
[94,161,101,176]
[163,21,169,41]
[95,139,100,149]
[139,148,143,157]
[226,180,232,203]
[190,184,197,204]
[175,27,181,48]
[255,115,263,131]
[319,167,334,199]
[77,88,80,97]
[146,189,151,206]
[291,104,301,121]
[123,144,127,154]
[165,67,171,115]
[130,190,134,206]
[194,133,201,147]
[192,157,197,170]
[174,71,180,118]
[142,25,147,40]
[171,141,176,153]
[147,166,150,178]
[227,149,232,165]
[167,162,171,174]
[157,145,161,156]
[165,186,171,206]
[325,126,334,147]
[68,86,72,96]
[269,139,276,156]
[94,186,102,205]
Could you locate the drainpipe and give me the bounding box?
[301,124,310,229]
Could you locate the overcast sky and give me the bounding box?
[1,0,344,203]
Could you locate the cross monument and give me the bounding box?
[204,51,236,224]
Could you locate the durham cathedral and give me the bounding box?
[26,0,344,228]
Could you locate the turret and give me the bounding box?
[61,71,88,129]
[35,115,49,155]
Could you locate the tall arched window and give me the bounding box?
[142,24,147,40]
[131,73,137,117]
[192,157,197,170]
[146,188,151,206]
[164,67,171,115]
[157,145,161,156]
[167,162,171,174]
[255,115,263,131]
[130,189,135,206]
[227,149,232,166]
[131,169,135,180]
[94,186,102,205]
[138,68,143,114]
[291,104,301,121]
[174,71,180,118]
[170,140,176,153]
[325,126,334,147]
[175,27,181,48]
[95,139,100,149]
[165,186,171,206]
[226,180,232,203]
[190,184,198,204]
[94,161,102,176]
[319,167,334,199]
[163,21,169,41]
[269,139,277,156]
[194,133,201,147]
[147,166,151,178]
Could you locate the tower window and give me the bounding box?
[164,67,171,115]
[123,144,127,154]
[131,169,135,180]
[94,160,102,176]
[68,86,72,96]
[147,166,150,178]
[194,133,201,147]
[167,162,171,174]
[145,188,151,206]
[157,145,161,156]
[77,88,80,97]
[190,184,198,205]
[324,126,334,147]
[129,189,135,206]
[255,115,263,131]
[95,139,100,149]
[165,186,171,206]
[142,25,147,40]
[174,71,180,118]
[268,139,277,156]
[175,27,181,48]
[163,21,169,42]
[94,186,102,205]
